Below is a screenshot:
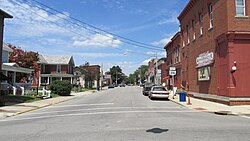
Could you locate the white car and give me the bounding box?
[148,86,169,100]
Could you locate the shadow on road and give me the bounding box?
[146,128,169,134]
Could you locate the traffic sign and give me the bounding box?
[170,67,176,71]
[169,70,176,76]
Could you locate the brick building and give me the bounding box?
[164,32,182,90]
[176,0,250,105]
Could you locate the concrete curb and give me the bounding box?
[169,98,239,116]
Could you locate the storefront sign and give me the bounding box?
[198,67,210,81]
[196,51,214,68]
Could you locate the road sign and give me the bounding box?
[170,67,176,71]
[169,70,176,76]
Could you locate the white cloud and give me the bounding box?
[142,58,152,65]
[76,52,123,59]
[73,34,122,48]
[152,32,178,46]
[0,0,73,38]
[152,37,172,46]
[158,12,179,25]
[145,51,166,57]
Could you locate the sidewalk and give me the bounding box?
[0,89,105,119]
[170,94,250,116]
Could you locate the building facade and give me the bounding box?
[164,32,182,90]
[176,0,250,105]
[74,65,101,88]
[37,55,75,86]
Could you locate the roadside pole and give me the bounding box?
[169,67,176,99]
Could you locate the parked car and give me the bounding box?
[119,84,126,87]
[142,82,154,96]
[108,84,115,89]
[148,86,169,100]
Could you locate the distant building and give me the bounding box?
[74,65,100,88]
[147,58,158,83]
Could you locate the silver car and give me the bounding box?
[148,86,169,100]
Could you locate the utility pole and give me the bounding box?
[116,71,117,85]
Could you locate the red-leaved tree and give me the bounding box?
[7,44,40,72]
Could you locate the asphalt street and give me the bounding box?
[0,86,250,141]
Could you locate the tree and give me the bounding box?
[109,66,126,84]
[8,44,39,72]
[128,65,148,85]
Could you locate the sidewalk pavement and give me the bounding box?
[0,88,107,119]
[170,94,250,116]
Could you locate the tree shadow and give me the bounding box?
[146,128,169,134]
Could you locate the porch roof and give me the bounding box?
[2,63,34,74]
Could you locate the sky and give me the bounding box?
[0,0,189,75]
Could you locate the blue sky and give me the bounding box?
[0,0,188,75]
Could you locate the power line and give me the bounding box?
[11,0,163,56]
[28,0,164,51]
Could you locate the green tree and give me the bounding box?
[109,66,125,84]
[129,65,148,85]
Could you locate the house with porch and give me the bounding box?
[38,55,75,86]
[1,43,34,94]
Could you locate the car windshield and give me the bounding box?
[152,87,166,91]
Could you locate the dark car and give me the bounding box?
[108,84,115,89]
[119,84,126,87]
[142,82,154,96]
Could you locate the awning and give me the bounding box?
[0,72,10,81]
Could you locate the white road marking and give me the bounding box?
[24,106,184,116]
[240,115,250,119]
[46,103,114,108]
[0,110,198,122]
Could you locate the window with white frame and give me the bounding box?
[181,30,185,47]
[57,65,61,73]
[174,47,180,64]
[199,14,203,35]
[187,25,190,44]
[192,20,196,40]
[209,4,213,29]
[236,0,246,16]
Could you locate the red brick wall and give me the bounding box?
[228,0,250,32]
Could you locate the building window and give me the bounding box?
[236,0,246,16]
[174,47,180,64]
[192,20,196,40]
[199,14,203,35]
[57,65,61,73]
[209,4,213,29]
[181,30,185,47]
[187,25,190,44]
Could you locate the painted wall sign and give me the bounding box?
[196,51,214,67]
[198,67,210,81]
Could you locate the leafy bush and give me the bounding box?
[49,80,72,96]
